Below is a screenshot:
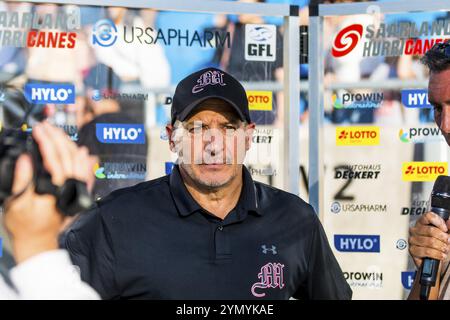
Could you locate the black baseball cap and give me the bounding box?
[171,67,251,125]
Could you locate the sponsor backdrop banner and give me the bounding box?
[0,1,288,279]
[322,11,450,299]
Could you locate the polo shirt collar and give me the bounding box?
[169,165,262,217]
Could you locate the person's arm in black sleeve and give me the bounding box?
[293,211,352,300]
[64,205,120,300]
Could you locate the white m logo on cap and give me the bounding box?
[192,70,226,94]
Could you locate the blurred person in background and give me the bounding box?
[0,122,98,299]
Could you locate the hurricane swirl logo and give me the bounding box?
[332,24,363,58]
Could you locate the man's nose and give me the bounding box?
[441,105,450,133]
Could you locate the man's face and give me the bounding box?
[167,99,255,189]
[428,68,450,146]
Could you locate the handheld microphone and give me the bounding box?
[419,175,450,300]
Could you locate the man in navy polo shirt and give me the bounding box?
[65,67,352,300]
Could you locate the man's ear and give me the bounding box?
[166,124,176,152]
[245,122,256,151]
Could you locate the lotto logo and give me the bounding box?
[247,91,273,111]
[336,126,380,146]
[402,162,447,182]
[24,83,75,104]
[96,123,146,144]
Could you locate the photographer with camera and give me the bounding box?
[0,122,99,299]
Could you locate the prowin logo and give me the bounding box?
[399,127,444,143]
[334,234,380,253]
[332,92,383,109]
[331,24,363,58]
[94,162,146,179]
[402,162,448,182]
[344,270,383,288]
[95,123,146,144]
[24,83,75,104]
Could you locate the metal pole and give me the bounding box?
[283,9,300,195]
[308,10,324,216]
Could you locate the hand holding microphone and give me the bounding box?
[408,176,450,300]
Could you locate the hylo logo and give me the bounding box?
[331,24,363,58]
[401,89,432,109]
[336,126,380,146]
[245,24,276,62]
[92,19,118,47]
[334,234,380,253]
[401,271,416,290]
[96,123,146,144]
[165,162,175,175]
[25,83,75,104]
[402,162,448,182]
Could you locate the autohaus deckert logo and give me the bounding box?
[401,200,429,216]
[333,21,450,58]
[334,164,381,179]
[96,123,146,144]
[334,234,380,253]
[336,126,380,146]
[402,162,448,182]
[332,92,383,109]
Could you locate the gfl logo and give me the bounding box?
[332,24,363,58]
[92,19,118,47]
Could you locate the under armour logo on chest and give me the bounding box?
[261,245,277,255]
